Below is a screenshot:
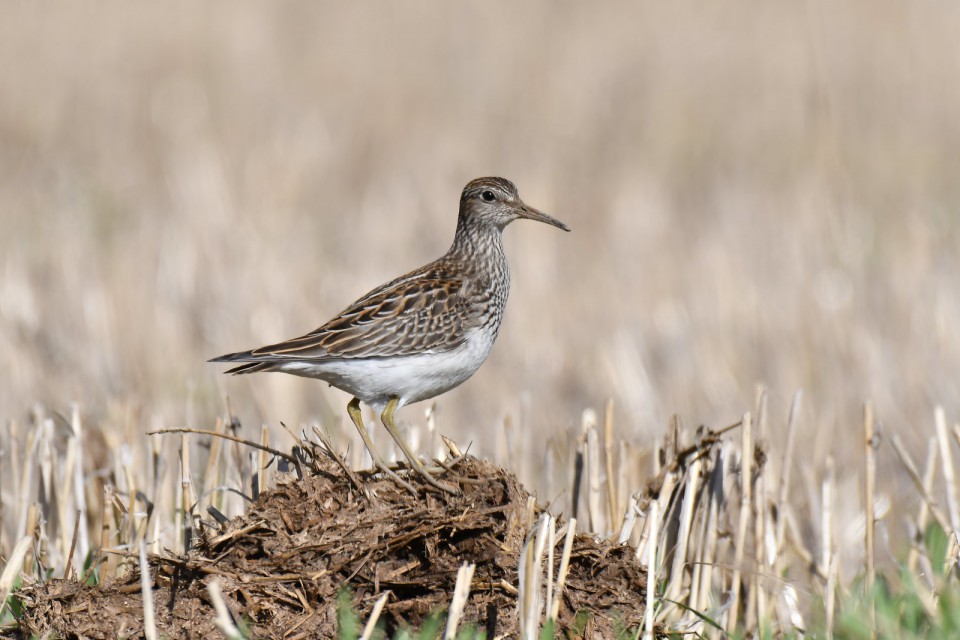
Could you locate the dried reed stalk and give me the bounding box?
[70,405,89,560]
[258,424,270,498]
[0,536,32,618]
[935,406,959,533]
[179,434,193,553]
[139,541,157,640]
[544,518,556,623]
[890,434,952,536]
[907,438,939,574]
[775,391,802,559]
[726,412,752,633]
[825,553,837,640]
[618,497,638,545]
[549,517,576,622]
[518,513,551,639]
[698,444,726,617]
[664,456,701,608]
[583,410,603,535]
[863,401,876,637]
[643,500,659,640]
[820,456,834,579]
[202,417,226,513]
[207,579,243,639]
[603,399,618,532]
[360,592,389,640]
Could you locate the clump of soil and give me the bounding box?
[16,450,646,638]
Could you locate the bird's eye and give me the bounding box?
[481,190,496,202]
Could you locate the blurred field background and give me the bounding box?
[2,0,960,557]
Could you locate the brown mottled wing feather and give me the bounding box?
[247,263,472,361]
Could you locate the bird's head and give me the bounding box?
[458,177,570,233]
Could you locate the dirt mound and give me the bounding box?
[16,452,647,638]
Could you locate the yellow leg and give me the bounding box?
[381,397,458,494]
[347,397,417,496]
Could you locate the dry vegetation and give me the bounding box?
[14,452,647,638]
[3,1,960,637]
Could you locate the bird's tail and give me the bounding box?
[208,351,278,375]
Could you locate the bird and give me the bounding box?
[210,177,570,494]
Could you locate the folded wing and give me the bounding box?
[211,265,473,369]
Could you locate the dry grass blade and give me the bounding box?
[99,486,116,582]
[890,435,952,535]
[694,444,725,615]
[361,592,389,640]
[207,579,243,640]
[779,584,805,635]
[603,399,618,532]
[148,427,299,466]
[311,426,367,496]
[444,562,476,640]
[863,402,877,638]
[179,434,193,554]
[664,456,701,610]
[63,509,81,580]
[70,405,90,566]
[825,553,837,640]
[549,517,576,622]
[201,417,227,513]
[0,536,32,618]
[935,406,960,533]
[441,434,463,459]
[583,410,603,535]
[544,518,555,625]
[775,391,802,558]
[820,456,834,579]
[908,438,939,575]
[946,532,960,576]
[138,541,157,640]
[257,424,270,499]
[618,497,638,545]
[520,513,551,639]
[726,411,752,633]
[643,500,659,640]
[637,470,676,566]
[15,419,39,543]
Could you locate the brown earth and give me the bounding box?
[14,447,648,639]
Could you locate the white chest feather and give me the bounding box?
[278,326,498,411]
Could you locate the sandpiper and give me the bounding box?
[210,177,569,494]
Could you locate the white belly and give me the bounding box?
[278,327,497,411]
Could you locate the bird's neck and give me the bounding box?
[447,220,510,290]
[449,220,505,263]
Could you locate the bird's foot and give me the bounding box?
[374,460,419,497]
[408,458,460,495]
